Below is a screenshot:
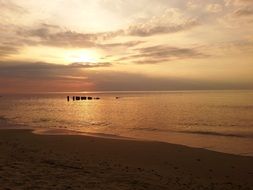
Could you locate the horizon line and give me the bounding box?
[1,89,253,95]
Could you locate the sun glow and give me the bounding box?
[6,46,101,65]
[64,49,99,63]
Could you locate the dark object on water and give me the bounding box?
[68,96,99,101]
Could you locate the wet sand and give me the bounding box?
[0,129,253,190]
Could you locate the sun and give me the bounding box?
[64,49,99,63]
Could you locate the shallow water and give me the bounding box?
[0,90,253,156]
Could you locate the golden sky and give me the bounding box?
[0,0,253,93]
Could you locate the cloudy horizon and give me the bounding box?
[1,0,253,93]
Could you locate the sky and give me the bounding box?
[0,0,253,93]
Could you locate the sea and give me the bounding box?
[0,90,253,156]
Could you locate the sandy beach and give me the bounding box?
[0,129,252,190]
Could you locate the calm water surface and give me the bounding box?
[0,90,253,156]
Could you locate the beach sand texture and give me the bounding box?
[0,129,253,190]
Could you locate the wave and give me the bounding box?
[177,122,240,127]
[175,130,247,138]
[131,127,162,132]
[0,116,27,129]
[217,105,253,110]
[132,127,253,138]
[0,116,9,123]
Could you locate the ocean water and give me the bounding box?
[0,90,253,156]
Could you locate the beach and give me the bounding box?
[1,129,253,190]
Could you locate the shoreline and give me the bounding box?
[3,128,253,158]
[1,122,253,157]
[30,128,253,158]
[1,128,253,189]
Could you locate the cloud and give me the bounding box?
[69,62,112,68]
[220,6,253,27]
[1,60,205,92]
[0,61,112,83]
[19,18,198,48]
[98,41,144,49]
[18,26,99,48]
[84,70,253,91]
[86,71,198,91]
[0,0,26,14]
[0,60,114,92]
[13,8,199,50]
[0,7,200,61]
[16,24,145,49]
[117,45,207,64]
[187,1,201,9]
[225,0,253,6]
[233,8,253,17]
[127,20,198,37]
[0,0,27,25]
[0,24,39,57]
[206,4,223,13]
[0,60,252,93]
[0,45,19,58]
[0,76,93,93]
[126,8,199,37]
[0,23,141,60]
[0,61,91,93]
[0,61,111,71]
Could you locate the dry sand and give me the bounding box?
[0,129,253,190]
